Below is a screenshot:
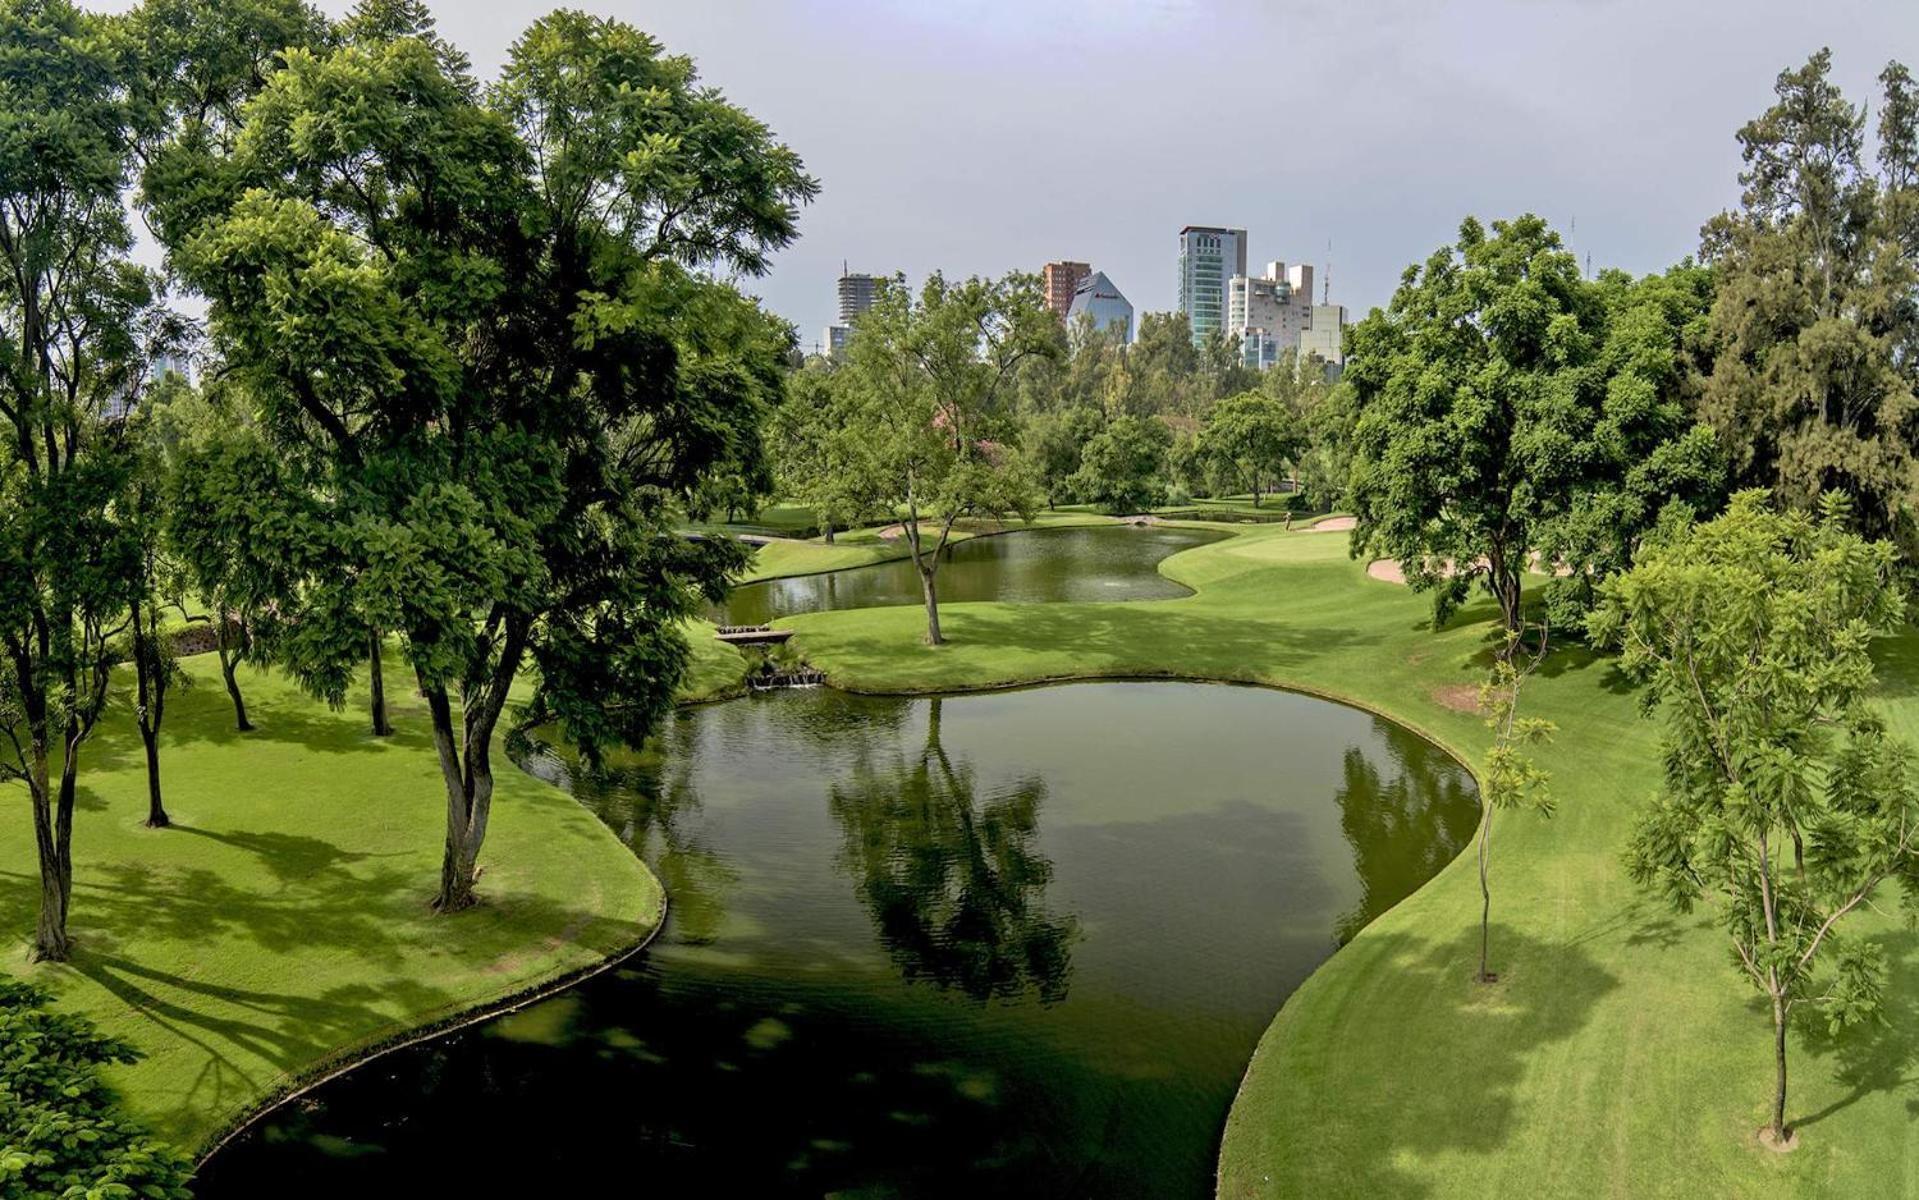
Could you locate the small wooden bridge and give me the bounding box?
[714,624,795,646]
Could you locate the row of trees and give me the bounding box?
[1,0,811,974]
[1425,54,1919,1149]
[774,284,1346,643]
[1349,52,1919,647]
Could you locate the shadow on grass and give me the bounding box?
[1225,921,1618,1199]
[1793,930,1919,1132]
[71,949,456,1132]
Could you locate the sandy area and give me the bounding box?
[1310,515,1357,532]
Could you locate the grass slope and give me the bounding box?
[781,523,1919,1199]
[1,652,664,1152]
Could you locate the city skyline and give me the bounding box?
[82,0,1917,349]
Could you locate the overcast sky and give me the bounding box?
[91,0,1919,347]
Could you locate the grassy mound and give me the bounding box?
[777,523,1919,1198]
[1,652,664,1152]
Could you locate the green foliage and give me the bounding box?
[1538,262,1726,631]
[1592,490,1919,1137]
[0,980,191,1200]
[835,271,1054,641]
[151,4,813,904]
[1349,214,1723,635]
[1023,405,1103,507]
[770,360,885,535]
[1196,390,1305,506]
[1071,414,1172,514]
[0,0,177,960]
[1698,52,1919,544]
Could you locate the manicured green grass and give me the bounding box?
[781,523,1919,1198]
[0,651,665,1153]
[739,510,1123,583]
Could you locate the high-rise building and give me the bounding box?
[837,270,880,323]
[1177,226,1247,345]
[1299,303,1349,367]
[1227,261,1314,368]
[821,325,852,360]
[1066,271,1133,342]
[1042,261,1091,322]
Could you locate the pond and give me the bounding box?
[195,682,1477,1199]
[719,524,1226,626]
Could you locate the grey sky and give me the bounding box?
[92,0,1919,345]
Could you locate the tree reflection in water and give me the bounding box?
[830,699,1078,1003]
[1331,738,1479,945]
[512,715,739,945]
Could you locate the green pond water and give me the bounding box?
[719,524,1226,626]
[196,681,1478,1198]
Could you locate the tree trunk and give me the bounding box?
[133,599,169,828]
[423,678,487,911]
[919,565,943,646]
[419,616,527,913]
[141,728,168,828]
[215,616,252,732]
[29,759,68,962]
[1771,994,1791,1143]
[1488,546,1524,645]
[822,520,835,544]
[369,628,392,737]
[1477,802,1494,982]
[33,738,80,962]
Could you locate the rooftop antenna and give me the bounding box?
[1323,237,1332,306]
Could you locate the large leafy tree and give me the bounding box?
[0,0,167,961]
[156,379,298,732]
[1697,52,1919,543]
[1536,263,1725,630]
[770,360,883,542]
[156,7,814,910]
[1196,389,1304,506]
[1348,214,1601,635]
[838,272,1055,645]
[1071,412,1172,513]
[1591,492,1919,1148]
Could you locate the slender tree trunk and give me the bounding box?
[919,565,943,646]
[215,615,252,732]
[34,734,81,961]
[1477,803,1494,982]
[1771,993,1790,1143]
[1488,544,1524,645]
[420,616,527,912]
[423,678,484,911]
[141,726,167,828]
[133,597,168,829]
[822,519,835,544]
[369,628,391,737]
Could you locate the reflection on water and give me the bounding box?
[197,683,1476,1199]
[721,524,1225,624]
[831,699,1077,1003]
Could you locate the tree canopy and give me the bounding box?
[1592,491,1919,1146]
[152,5,814,909]
[1698,52,1919,545]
